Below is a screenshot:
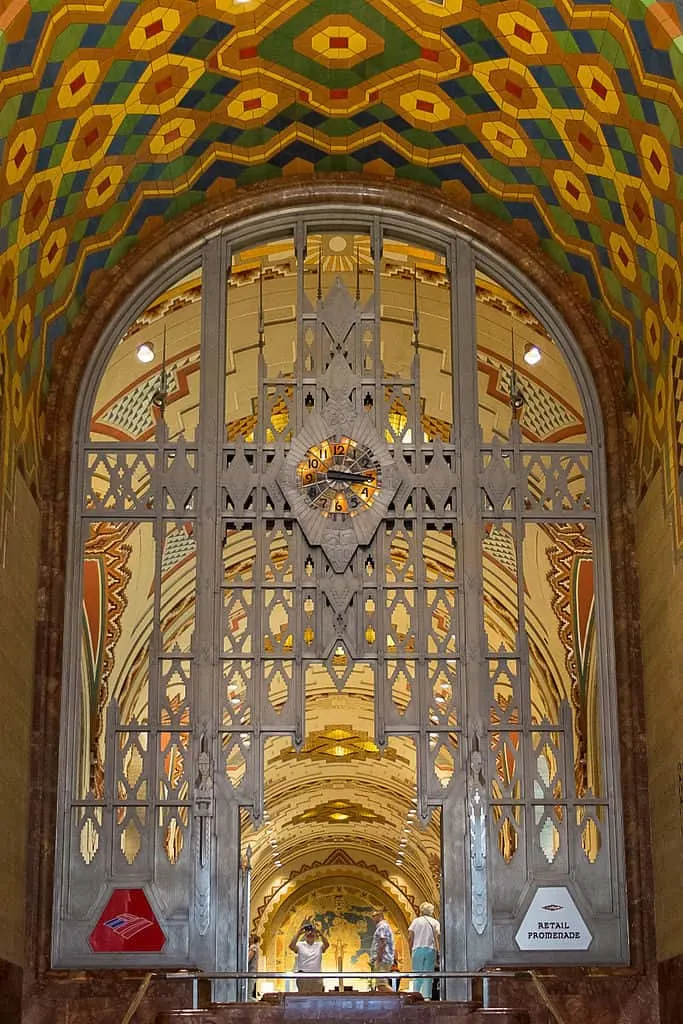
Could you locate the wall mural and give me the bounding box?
[0,0,682,557]
[259,885,409,992]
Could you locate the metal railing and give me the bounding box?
[162,968,534,1010]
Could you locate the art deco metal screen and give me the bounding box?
[54,211,627,976]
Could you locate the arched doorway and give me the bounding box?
[52,206,627,992]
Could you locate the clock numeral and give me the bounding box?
[308,457,320,469]
[334,443,346,456]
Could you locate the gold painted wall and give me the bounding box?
[0,473,40,966]
[638,469,683,962]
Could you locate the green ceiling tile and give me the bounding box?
[105,235,137,268]
[601,266,625,305]
[43,121,61,147]
[670,45,683,85]
[53,266,72,301]
[368,103,396,120]
[524,165,550,187]
[545,65,574,88]
[183,16,220,39]
[129,163,152,183]
[472,193,513,221]
[165,190,205,218]
[540,236,572,272]
[460,19,495,41]
[602,178,619,202]
[625,93,645,120]
[610,0,646,17]
[639,269,655,296]
[553,31,581,54]
[122,134,148,155]
[99,24,124,48]
[98,202,128,233]
[611,149,629,173]
[193,92,225,113]
[32,88,50,115]
[654,101,680,144]
[50,24,87,62]
[598,35,629,68]
[48,142,67,167]
[402,128,444,150]
[0,95,21,136]
[460,42,492,64]
[157,156,195,180]
[18,246,31,274]
[71,220,88,242]
[317,118,358,138]
[595,196,614,220]
[314,155,362,172]
[452,95,483,115]
[550,205,580,236]
[66,297,81,325]
[540,87,569,108]
[662,203,676,234]
[104,59,133,83]
[64,193,82,216]
[614,126,636,152]
[108,81,137,104]
[396,164,441,187]
[536,119,562,140]
[238,163,283,184]
[479,158,518,185]
[655,222,671,247]
[233,127,277,146]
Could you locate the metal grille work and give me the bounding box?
[54,212,627,978]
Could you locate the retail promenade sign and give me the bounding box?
[515,886,592,951]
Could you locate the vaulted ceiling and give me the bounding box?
[0,0,681,517]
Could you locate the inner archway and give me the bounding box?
[52,203,627,991]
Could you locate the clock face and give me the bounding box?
[298,435,381,519]
[278,412,398,572]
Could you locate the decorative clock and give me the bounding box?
[278,412,398,572]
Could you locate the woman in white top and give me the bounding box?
[407,902,440,1000]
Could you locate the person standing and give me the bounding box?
[369,908,395,992]
[408,901,440,1000]
[289,921,329,993]
[247,933,260,1000]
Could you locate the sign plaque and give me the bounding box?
[515,886,592,951]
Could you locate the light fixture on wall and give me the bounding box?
[509,332,525,413]
[136,341,155,363]
[151,324,168,412]
[523,342,541,365]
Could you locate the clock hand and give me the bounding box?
[326,469,374,484]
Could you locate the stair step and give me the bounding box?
[156,996,529,1024]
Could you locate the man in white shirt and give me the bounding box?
[289,922,329,993]
[407,902,440,1000]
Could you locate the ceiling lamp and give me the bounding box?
[136,341,155,363]
[523,342,541,365]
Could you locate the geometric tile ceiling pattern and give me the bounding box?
[0,0,682,514]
